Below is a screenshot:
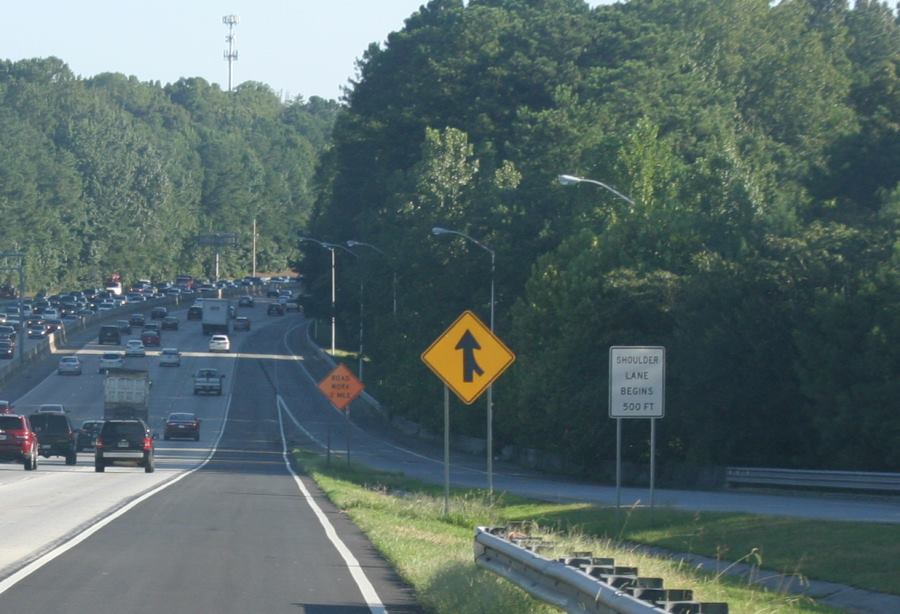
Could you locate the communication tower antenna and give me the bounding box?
[223,15,239,92]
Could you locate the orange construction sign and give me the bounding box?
[318,364,365,411]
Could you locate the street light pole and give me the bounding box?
[299,237,339,355]
[558,173,641,510]
[557,174,635,206]
[431,226,497,495]
[346,240,397,319]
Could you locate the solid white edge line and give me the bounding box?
[277,394,387,614]
[0,392,235,596]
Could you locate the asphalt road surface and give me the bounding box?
[0,304,419,613]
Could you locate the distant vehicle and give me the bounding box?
[233,316,251,331]
[0,341,14,359]
[99,325,121,345]
[267,303,285,316]
[237,295,254,307]
[57,356,83,375]
[187,304,203,320]
[202,299,230,335]
[164,412,200,441]
[94,419,154,473]
[193,368,225,395]
[99,352,125,373]
[150,306,168,320]
[140,329,161,347]
[0,400,13,414]
[161,315,179,330]
[44,318,64,333]
[129,313,146,327]
[37,404,66,414]
[125,339,146,357]
[208,334,230,353]
[29,411,77,465]
[27,324,47,339]
[76,419,104,452]
[116,320,132,334]
[105,275,123,296]
[0,414,39,470]
[159,348,181,367]
[104,368,151,422]
[175,274,195,290]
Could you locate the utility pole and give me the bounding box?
[252,217,257,278]
[223,15,239,92]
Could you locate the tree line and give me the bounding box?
[304,0,899,474]
[0,57,338,291]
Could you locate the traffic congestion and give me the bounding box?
[0,274,301,474]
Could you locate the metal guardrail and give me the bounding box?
[474,526,728,614]
[725,467,900,493]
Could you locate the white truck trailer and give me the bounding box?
[104,368,151,422]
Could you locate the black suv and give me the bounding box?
[29,412,77,465]
[99,325,121,345]
[95,419,154,473]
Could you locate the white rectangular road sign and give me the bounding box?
[609,346,665,418]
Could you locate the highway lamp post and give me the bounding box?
[431,226,497,496]
[346,240,397,319]
[299,237,338,355]
[558,173,649,510]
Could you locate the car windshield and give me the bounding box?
[168,413,194,421]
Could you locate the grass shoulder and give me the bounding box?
[292,449,851,613]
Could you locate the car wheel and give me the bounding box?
[95,461,105,472]
[65,451,77,466]
[24,450,34,470]
[194,433,200,441]
[144,456,155,473]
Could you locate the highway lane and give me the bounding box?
[0,303,244,576]
[274,322,900,524]
[0,309,420,613]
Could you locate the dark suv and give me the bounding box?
[29,412,77,465]
[0,414,39,470]
[95,419,154,473]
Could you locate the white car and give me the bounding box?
[125,339,146,357]
[159,348,181,367]
[37,403,66,413]
[208,334,230,353]
[57,356,83,375]
[99,352,125,373]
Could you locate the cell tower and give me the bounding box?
[223,14,239,92]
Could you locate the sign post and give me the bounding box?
[609,346,665,510]
[318,364,365,465]
[422,310,515,510]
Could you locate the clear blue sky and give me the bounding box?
[2,1,610,101]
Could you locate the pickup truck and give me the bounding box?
[193,368,225,395]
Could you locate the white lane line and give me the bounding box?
[0,393,234,595]
[276,396,386,614]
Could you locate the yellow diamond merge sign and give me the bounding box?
[421,310,515,404]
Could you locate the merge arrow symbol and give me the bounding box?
[455,329,484,383]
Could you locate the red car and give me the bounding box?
[163,412,200,441]
[0,414,39,470]
[140,329,161,347]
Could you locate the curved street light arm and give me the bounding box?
[431,227,495,257]
[557,174,635,206]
